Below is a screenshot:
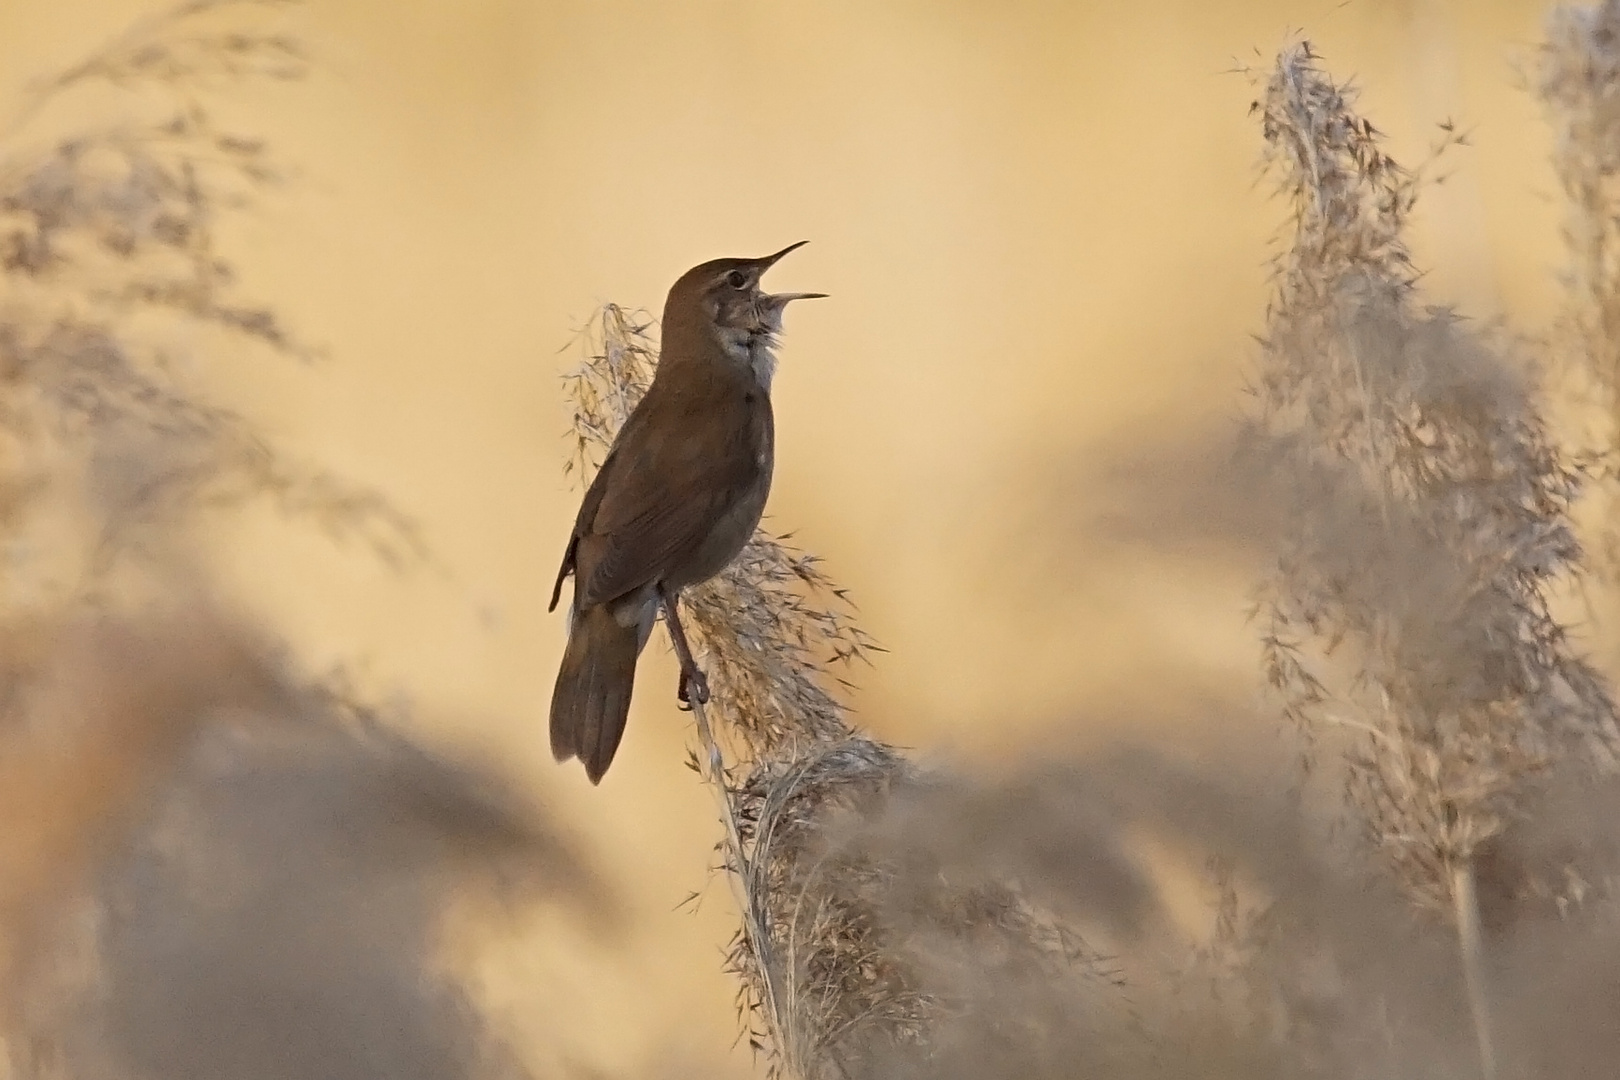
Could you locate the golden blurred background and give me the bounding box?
[0,0,1579,1074]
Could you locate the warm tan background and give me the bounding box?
[0,0,1576,1074]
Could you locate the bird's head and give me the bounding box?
[661,241,825,387]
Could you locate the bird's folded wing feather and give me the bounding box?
[573,402,761,609]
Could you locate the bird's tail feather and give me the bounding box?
[550,604,642,783]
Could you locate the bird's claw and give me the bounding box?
[677,667,711,710]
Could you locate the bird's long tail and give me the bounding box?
[550,603,643,784]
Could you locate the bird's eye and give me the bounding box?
[725,270,749,290]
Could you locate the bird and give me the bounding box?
[548,242,824,783]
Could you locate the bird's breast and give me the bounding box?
[664,415,772,590]
[670,478,769,589]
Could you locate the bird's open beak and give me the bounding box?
[755,244,824,329]
[757,290,827,333]
[757,239,811,267]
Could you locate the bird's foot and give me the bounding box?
[677,666,711,710]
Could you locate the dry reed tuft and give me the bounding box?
[724,736,928,1075]
[1,604,592,1080]
[0,0,423,601]
[729,740,1144,1080]
[1247,39,1620,1079]
[0,7,530,1076]
[1540,0,1620,559]
[1532,0,1620,930]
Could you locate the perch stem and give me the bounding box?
[663,594,787,1070]
[1451,857,1497,1080]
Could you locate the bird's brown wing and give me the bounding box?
[569,391,762,610]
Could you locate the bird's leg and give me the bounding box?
[657,584,710,708]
